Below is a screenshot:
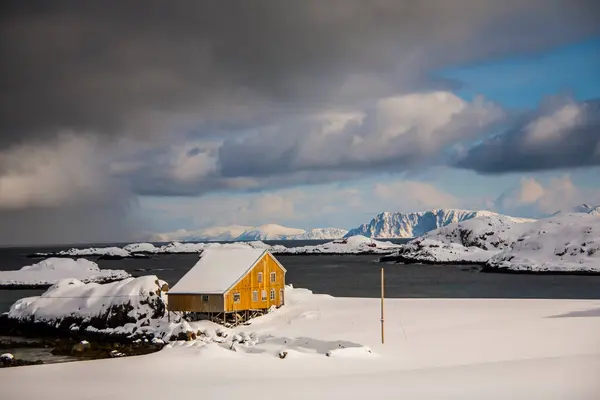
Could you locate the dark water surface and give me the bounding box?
[1,242,600,314]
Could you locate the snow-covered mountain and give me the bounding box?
[235,224,306,240]
[383,214,534,264]
[290,228,348,240]
[150,224,347,242]
[345,209,531,238]
[148,225,253,242]
[486,213,600,273]
[552,204,600,217]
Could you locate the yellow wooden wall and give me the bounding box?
[167,293,224,313]
[224,253,286,312]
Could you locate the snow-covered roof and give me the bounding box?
[169,248,273,294]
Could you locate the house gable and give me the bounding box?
[224,251,286,312]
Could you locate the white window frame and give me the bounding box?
[257,272,263,283]
[233,292,241,303]
[201,295,209,302]
[261,289,267,301]
[270,288,276,300]
[252,290,258,302]
[270,271,276,283]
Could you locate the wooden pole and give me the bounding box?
[381,267,385,344]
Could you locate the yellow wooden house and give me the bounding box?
[167,248,286,320]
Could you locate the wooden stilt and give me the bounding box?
[381,267,385,344]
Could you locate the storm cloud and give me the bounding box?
[1,1,600,243]
[455,98,600,173]
[2,0,599,145]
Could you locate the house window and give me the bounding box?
[202,295,209,302]
[270,289,276,300]
[261,290,267,301]
[233,292,241,303]
[252,290,258,302]
[257,272,263,283]
[270,272,276,283]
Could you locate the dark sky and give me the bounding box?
[1,0,599,244]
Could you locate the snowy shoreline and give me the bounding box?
[479,266,600,275]
[25,235,404,259]
[378,252,488,265]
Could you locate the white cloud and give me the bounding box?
[525,102,584,144]
[373,180,459,211]
[289,91,502,171]
[494,175,599,217]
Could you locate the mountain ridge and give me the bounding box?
[344,209,534,239]
[148,208,539,242]
[148,224,348,242]
[552,204,600,216]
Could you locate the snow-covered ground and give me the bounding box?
[386,214,533,264]
[0,258,130,288]
[486,213,600,273]
[2,283,599,399]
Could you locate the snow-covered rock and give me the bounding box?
[123,243,158,254]
[0,258,131,288]
[277,235,401,255]
[385,214,534,264]
[5,275,187,341]
[44,246,132,258]
[486,213,600,273]
[345,209,532,238]
[289,228,349,240]
[155,241,207,253]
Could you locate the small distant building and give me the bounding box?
[167,248,286,322]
